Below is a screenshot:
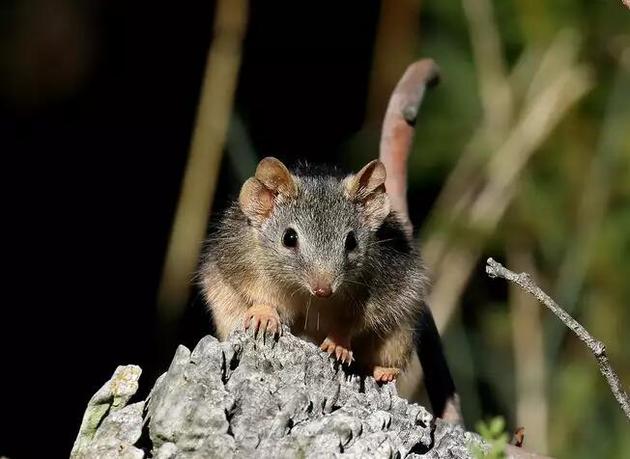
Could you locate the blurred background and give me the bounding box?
[1,0,629,457]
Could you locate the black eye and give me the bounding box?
[283,228,298,248]
[345,231,357,252]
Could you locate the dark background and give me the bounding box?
[2,2,384,457]
[2,1,629,458]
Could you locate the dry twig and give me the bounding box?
[157,0,249,321]
[379,58,440,237]
[548,51,629,363]
[486,257,630,421]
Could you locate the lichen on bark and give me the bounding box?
[71,328,486,458]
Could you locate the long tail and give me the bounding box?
[379,59,462,422]
[415,302,462,422]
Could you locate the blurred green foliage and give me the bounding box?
[404,0,629,457]
[470,416,509,459]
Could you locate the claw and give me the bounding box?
[320,336,352,366]
[373,366,400,383]
[243,304,281,342]
[268,319,278,335]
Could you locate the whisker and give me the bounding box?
[304,296,312,330]
[289,284,304,298]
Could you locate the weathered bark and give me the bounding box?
[72,329,490,458]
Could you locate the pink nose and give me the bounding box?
[313,283,332,298]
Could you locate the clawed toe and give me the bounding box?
[373,366,400,383]
[243,305,282,340]
[320,337,353,366]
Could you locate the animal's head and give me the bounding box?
[239,157,390,298]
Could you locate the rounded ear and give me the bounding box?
[239,157,297,224]
[345,160,387,200]
[255,157,297,198]
[345,160,390,229]
[239,177,275,222]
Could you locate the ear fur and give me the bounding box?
[345,160,390,229]
[254,157,297,198]
[239,157,297,223]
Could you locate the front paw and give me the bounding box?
[373,366,400,383]
[320,336,353,365]
[243,304,282,338]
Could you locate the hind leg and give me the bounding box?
[356,329,413,382]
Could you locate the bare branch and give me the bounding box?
[549,49,630,364]
[157,0,249,320]
[486,257,630,421]
[379,58,440,237]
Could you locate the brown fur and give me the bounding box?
[199,157,460,421]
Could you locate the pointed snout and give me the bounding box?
[313,283,332,298]
[309,274,334,298]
